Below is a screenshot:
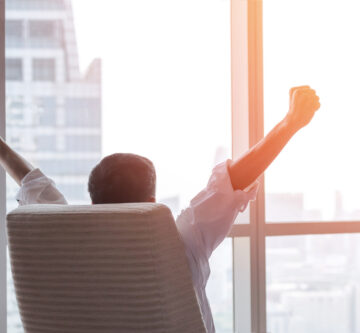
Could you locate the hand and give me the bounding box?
[285,85,321,132]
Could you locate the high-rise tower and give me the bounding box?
[5,0,102,210]
[6,1,102,331]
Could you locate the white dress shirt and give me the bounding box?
[16,160,258,332]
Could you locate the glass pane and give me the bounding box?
[233,237,251,333]
[207,238,234,333]
[28,20,60,48]
[5,20,23,48]
[264,0,360,222]
[72,0,231,214]
[267,234,360,333]
[32,59,55,81]
[6,0,231,331]
[6,59,22,81]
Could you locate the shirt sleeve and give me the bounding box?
[16,168,68,206]
[176,159,258,264]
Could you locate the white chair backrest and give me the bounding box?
[7,203,206,333]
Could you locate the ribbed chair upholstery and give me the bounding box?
[7,203,206,333]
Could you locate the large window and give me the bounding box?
[4,0,233,332]
[231,0,360,332]
[2,0,359,332]
[264,0,360,223]
[263,0,360,331]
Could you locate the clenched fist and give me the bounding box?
[285,85,320,132]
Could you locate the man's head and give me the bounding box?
[88,153,156,204]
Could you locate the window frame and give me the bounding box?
[230,1,360,332]
[0,0,6,331]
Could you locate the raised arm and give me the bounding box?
[229,86,320,191]
[0,137,34,186]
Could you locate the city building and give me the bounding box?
[5,0,101,210]
[6,0,101,331]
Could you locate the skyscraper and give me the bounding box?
[6,0,102,331]
[5,0,102,209]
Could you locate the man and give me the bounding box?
[1,86,320,332]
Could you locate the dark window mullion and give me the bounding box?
[0,0,7,330]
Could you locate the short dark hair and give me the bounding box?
[88,153,156,204]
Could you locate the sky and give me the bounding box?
[263,0,360,218]
[71,0,231,208]
[71,0,360,219]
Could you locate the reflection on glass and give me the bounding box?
[267,234,360,333]
[264,0,360,222]
[6,0,232,331]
